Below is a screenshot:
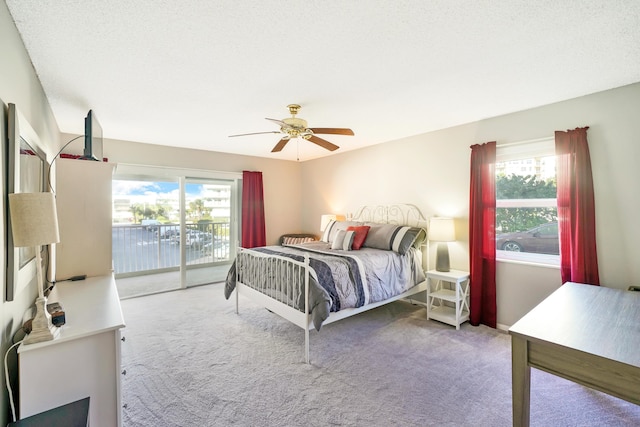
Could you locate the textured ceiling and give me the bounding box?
[6,0,640,161]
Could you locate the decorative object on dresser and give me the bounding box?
[46,302,66,326]
[8,192,61,344]
[429,217,456,272]
[225,203,429,363]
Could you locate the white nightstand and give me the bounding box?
[426,269,470,329]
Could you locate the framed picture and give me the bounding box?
[6,103,48,301]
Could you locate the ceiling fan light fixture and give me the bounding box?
[282,117,307,128]
[230,104,353,153]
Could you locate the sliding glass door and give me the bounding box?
[112,178,182,296]
[184,178,237,287]
[112,165,239,298]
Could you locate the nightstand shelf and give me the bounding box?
[426,269,470,329]
[428,305,461,325]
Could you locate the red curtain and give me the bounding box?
[241,171,266,248]
[555,127,600,285]
[469,141,497,328]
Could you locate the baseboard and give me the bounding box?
[496,322,510,332]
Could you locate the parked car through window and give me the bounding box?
[496,222,559,255]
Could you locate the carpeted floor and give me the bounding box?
[120,283,640,426]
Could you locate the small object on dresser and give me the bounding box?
[47,302,66,327]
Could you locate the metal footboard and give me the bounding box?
[234,247,312,363]
[232,246,429,364]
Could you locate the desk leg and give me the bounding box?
[511,335,531,427]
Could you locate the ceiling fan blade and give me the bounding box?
[265,118,288,127]
[229,131,280,137]
[308,135,339,151]
[309,127,354,136]
[271,138,290,152]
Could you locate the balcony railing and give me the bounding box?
[112,222,231,275]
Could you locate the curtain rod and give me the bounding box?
[496,136,553,148]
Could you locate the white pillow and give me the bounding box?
[331,230,355,250]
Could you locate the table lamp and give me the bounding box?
[429,217,455,272]
[8,192,61,344]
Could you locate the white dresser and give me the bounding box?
[18,274,126,426]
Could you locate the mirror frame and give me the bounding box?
[6,103,48,301]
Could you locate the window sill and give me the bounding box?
[496,250,560,269]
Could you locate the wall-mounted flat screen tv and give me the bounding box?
[81,109,103,161]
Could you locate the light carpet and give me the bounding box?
[120,283,640,426]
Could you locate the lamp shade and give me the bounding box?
[429,217,455,242]
[320,214,337,232]
[8,192,60,247]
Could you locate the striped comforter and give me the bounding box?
[224,241,425,330]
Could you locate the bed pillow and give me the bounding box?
[282,236,315,245]
[321,220,335,242]
[331,230,355,250]
[346,225,370,250]
[321,220,362,243]
[363,224,427,255]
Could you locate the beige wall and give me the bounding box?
[1,3,61,424]
[302,82,640,327]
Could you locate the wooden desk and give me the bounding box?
[509,282,640,427]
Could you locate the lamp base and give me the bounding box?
[24,296,59,345]
[435,242,450,272]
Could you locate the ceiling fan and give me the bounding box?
[229,104,354,153]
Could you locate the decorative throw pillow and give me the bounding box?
[282,236,315,245]
[363,224,426,255]
[321,220,362,243]
[331,229,355,250]
[346,225,370,250]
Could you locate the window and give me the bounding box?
[495,138,559,266]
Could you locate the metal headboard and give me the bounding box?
[351,204,427,227]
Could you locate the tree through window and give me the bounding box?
[495,138,559,263]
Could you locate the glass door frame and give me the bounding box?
[113,163,241,291]
[181,176,239,288]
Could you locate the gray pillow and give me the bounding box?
[321,220,362,243]
[363,224,426,255]
[331,229,355,250]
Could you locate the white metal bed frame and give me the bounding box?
[234,204,428,363]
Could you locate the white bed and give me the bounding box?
[225,204,429,363]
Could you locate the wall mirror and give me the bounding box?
[6,103,48,301]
